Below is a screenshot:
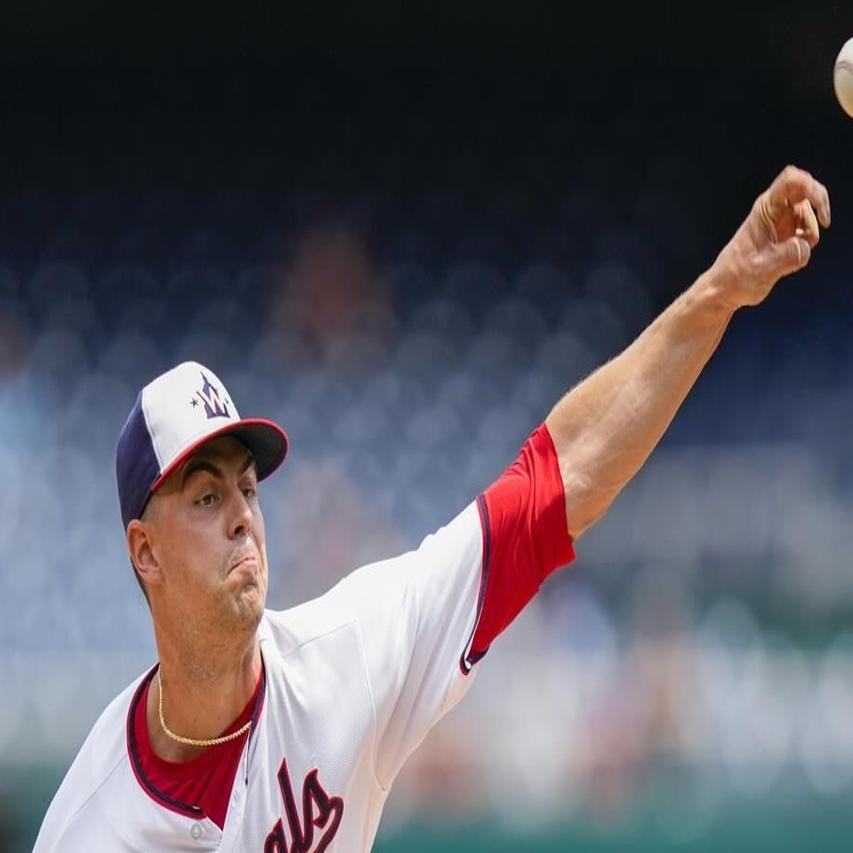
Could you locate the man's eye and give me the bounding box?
[243,486,258,499]
[198,493,218,507]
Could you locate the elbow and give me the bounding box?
[562,471,615,540]
[567,500,611,541]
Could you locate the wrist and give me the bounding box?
[694,261,742,319]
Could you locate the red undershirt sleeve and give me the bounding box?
[462,422,575,672]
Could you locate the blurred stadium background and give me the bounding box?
[3,4,853,850]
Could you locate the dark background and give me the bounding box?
[2,3,851,317]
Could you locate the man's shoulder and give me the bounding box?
[260,577,361,658]
[260,502,483,657]
[33,671,151,851]
[259,552,412,658]
[63,671,147,790]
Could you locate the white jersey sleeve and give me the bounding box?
[337,501,483,789]
[32,681,140,853]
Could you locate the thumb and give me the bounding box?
[767,236,811,279]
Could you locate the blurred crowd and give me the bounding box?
[2,102,853,840]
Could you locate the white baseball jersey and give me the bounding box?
[34,424,574,852]
[35,502,484,852]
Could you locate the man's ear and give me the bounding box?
[127,518,163,589]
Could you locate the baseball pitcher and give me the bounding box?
[34,166,830,852]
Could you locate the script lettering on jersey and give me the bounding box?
[264,759,343,853]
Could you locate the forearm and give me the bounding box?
[545,268,735,539]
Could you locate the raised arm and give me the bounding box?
[545,165,831,539]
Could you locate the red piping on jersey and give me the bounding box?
[459,494,492,675]
[125,660,267,820]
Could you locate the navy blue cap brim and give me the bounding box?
[149,417,289,496]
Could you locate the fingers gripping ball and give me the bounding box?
[834,37,853,118]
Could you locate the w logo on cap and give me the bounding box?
[195,372,231,419]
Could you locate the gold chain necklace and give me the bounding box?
[157,673,252,748]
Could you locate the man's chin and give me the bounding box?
[231,584,266,628]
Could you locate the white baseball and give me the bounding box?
[834,37,853,118]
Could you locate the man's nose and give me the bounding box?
[229,490,253,538]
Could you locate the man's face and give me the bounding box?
[142,436,269,638]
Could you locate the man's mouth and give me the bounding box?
[229,554,259,574]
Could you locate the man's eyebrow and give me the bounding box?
[181,451,257,490]
[180,459,224,489]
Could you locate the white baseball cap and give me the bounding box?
[115,361,288,528]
